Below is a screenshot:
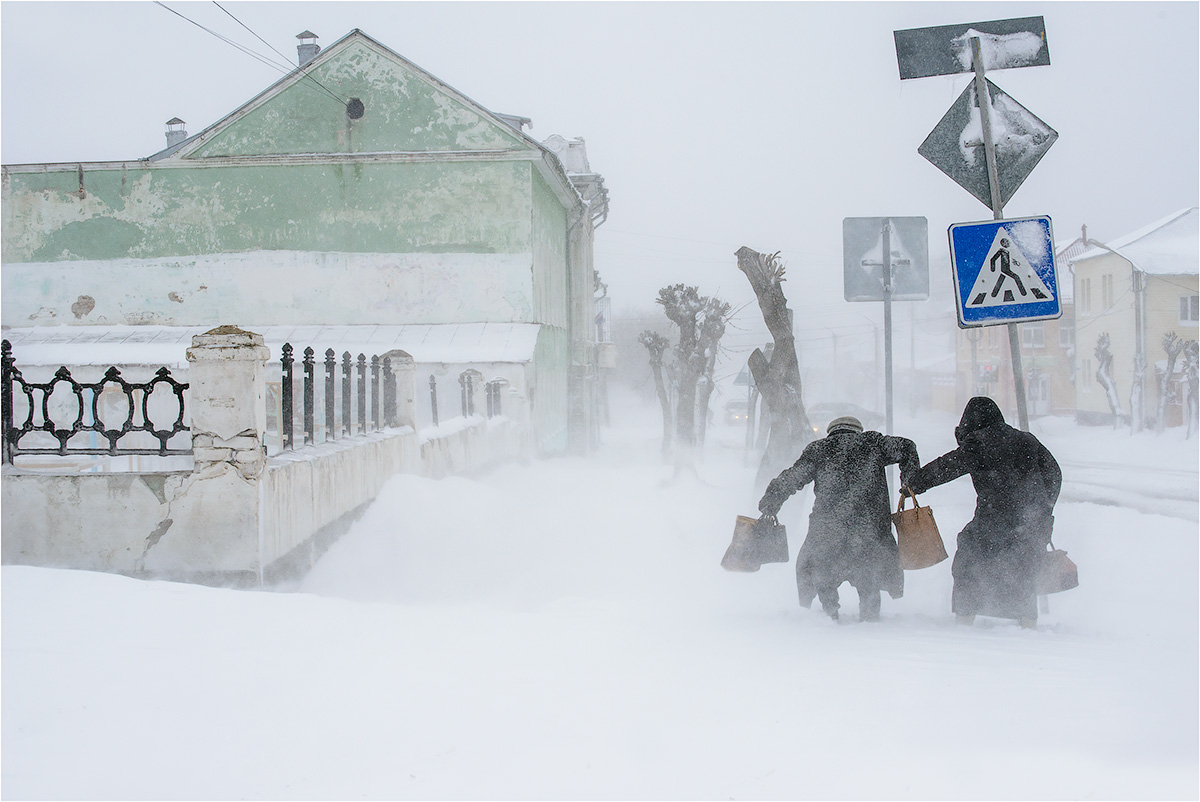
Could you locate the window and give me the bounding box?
[1180,295,1199,325]
[1059,323,1075,348]
[1079,277,1092,316]
[1021,322,1045,349]
[1080,358,1092,393]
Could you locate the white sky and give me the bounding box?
[2,1,1197,368]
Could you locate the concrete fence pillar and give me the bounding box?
[139,326,271,580]
[186,326,270,479]
[384,349,416,429]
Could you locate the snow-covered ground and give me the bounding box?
[3,388,1197,800]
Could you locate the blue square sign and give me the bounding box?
[949,216,1061,328]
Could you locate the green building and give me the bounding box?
[1,29,609,455]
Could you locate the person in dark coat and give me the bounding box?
[758,415,920,622]
[907,397,1062,628]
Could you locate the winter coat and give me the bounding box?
[759,430,920,604]
[907,397,1062,620]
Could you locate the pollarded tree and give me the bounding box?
[638,330,673,456]
[735,247,813,487]
[1095,333,1123,429]
[1157,332,1186,434]
[655,284,731,471]
[1183,340,1199,440]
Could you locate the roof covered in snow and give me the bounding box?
[1072,207,1199,276]
[1,323,542,368]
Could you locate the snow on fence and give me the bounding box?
[1,326,520,585]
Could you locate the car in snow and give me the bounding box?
[806,402,886,435]
[724,399,751,425]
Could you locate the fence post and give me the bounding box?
[2,340,14,464]
[370,355,381,431]
[281,343,294,451]
[356,354,367,435]
[341,352,352,437]
[185,326,269,480]
[303,347,315,445]
[429,375,439,427]
[324,349,336,441]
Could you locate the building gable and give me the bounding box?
[173,31,534,159]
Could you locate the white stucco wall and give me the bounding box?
[3,250,536,328]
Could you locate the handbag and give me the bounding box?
[1036,534,1079,594]
[721,514,789,572]
[891,486,949,570]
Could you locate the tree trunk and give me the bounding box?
[1095,333,1123,429]
[736,247,813,488]
[1157,332,1184,434]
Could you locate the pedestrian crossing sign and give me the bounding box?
[949,216,1061,328]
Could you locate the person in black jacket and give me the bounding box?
[758,415,920,622]
[907,397,1062,628]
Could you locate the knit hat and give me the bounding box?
[826,415,863,435]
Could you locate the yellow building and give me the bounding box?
[1069,208,1199,429]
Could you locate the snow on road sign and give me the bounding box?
[949,216,1061,327]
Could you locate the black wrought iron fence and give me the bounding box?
[277,344,398,453]
[1,339,190,464]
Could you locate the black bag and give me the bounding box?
[721,514,789,572]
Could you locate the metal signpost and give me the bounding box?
[895,16,1055,431]
[843,216,929,434]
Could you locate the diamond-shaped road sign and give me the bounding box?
[949,216,1061,328]
[843,217,929,302]
[918,79,1057,209]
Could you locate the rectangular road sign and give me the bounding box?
[949,216,1061,327]
[843,216,929,302]
[894,17,1050,80]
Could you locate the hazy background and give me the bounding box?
[3,1,1197,388]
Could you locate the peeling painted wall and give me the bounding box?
[3,161,532,264]
[188,39,527,158]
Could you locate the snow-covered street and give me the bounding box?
[3,390,1197,800]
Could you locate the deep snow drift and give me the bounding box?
[3,389,1197,800]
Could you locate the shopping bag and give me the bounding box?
[891,486,948,570]
[721,514,789,572]
[1036,535,1079,594]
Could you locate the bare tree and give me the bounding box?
[638,330,672,456]
[655,284,731,471]
[695,295,731,451]
[736,247,813,487]
[1095,333,1123,429]
[1156,332,1185,434]
[1183,340,1199,440]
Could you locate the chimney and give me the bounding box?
[165,118,188,148]
[297,30,320,66]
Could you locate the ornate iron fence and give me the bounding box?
[277,343,398,453]
[1,339,190,464]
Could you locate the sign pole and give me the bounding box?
[971,36,1030,431]
[883,220,894,435]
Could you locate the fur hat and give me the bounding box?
[826,415,863,435]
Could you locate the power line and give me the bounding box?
[210,2,348,107]
[154,1,347,107]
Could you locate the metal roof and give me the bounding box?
[1072,207,1199,276]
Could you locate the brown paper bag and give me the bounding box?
[721,515,789,572]
[1036,535,1079,594]
[891,487,948,570]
